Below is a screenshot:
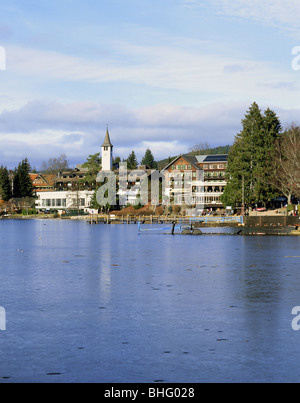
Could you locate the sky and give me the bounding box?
[1,0,300,169]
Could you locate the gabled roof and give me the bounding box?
[29,173,56,188]
[102,128,113,147]
[162,154,201,171]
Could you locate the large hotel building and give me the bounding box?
[162,154,228,212]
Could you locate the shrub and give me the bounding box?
[22,208,37,215]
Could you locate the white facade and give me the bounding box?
[101,128,113,171]
[163,173,227,210]
[101,147,113,171]
[35,190,94,212]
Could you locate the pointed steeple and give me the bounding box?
[101,127,113,171]
[102,127,113,148]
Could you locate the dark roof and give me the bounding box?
[162,154,201,171]
[203,154,228,162]
[102,128,113,147]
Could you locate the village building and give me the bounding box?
[35,189,94,212]
[35,129,118,212]
[54,166,92,191]
[29,173,56,194]
[162,154,228,212]
[34,128,229,213]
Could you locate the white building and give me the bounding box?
[101,128,113,171]
[35,190,94,212]
[162,154,228,213]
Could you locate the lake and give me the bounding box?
[0,219,300,383]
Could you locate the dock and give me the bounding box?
[87,214,244,226]
[86,214,300,235]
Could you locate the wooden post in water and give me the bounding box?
[171,221,176,235]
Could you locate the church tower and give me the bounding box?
[101,127,113,171]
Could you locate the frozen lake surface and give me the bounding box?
[0,219,300,383]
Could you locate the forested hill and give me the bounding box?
[189,144,232,156]
[157,144,232,170]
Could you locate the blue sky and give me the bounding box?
[1,0,300,169]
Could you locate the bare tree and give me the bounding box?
[271,124,300,204]
[40,153,69,174]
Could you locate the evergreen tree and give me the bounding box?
[13,158,33,198]
[113,156,121,167]
[254,107,282,203]
[141,148,157,168]
[82,153,101,188]
[126,151,138,170]
[221,102,281,208]
[0,166,12,201]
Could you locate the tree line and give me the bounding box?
[0,148,159,203]
[221,102,300,208]
[1,108,299,209]
[0,158,33,201]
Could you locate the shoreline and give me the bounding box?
[1,215,300,235]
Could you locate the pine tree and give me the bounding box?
[141,148,157,168]
[221,102,281,208]
[82,153,101,188]
[0,166,12,201]
[126,151,138,170]
[13,158,33,198]
[254,107,282,203]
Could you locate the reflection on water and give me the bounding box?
[0,219,300,382]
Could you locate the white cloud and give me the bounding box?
[5,39,298,108]
[209,0,300,38]
[0,100,245,167]
[1,98,300,168]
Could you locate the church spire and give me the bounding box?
[101,127,113,171]
[102,126,113,148]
